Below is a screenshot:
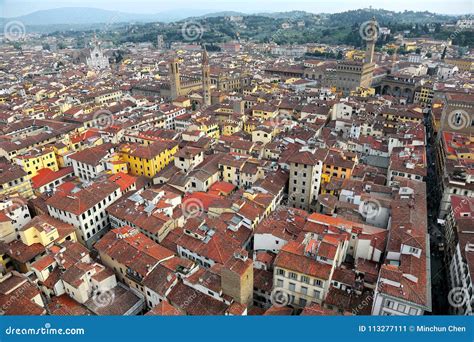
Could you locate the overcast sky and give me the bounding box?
[1,0,472,17]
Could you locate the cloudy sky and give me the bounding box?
[1,0,472,17]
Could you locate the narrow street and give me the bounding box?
[424,111,449,314]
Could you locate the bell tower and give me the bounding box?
[169,58,181,100]
[365,17,377,64]
[202,48,211,107]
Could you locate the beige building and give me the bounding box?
[288,149,327,211]
[334,18,377,95]
[221,251,254,306]
[273,234,343,307]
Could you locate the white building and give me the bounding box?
[288,148,326,211]
[0,196,31,242]
[86,40,109,70]
[46,181,122,248]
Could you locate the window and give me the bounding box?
[314,279,322,287]
[289,272,297,280]
[398,304,406,313]
[277,268,285,276]
[386,300,394,309]
[289,283,296,291]
[276,279,283,287]
[301,275,310,284]
[299,298,307,306]
[301,286,308,295]
[313,290,321,299]
[409,308,418,315]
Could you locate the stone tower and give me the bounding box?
[169,58,181,100]
[364,17,377,64]
[202,48,211,107]
[221,251,253,306]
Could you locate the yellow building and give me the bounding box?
[444,58,474,73]
[251,126,274,144]
[0,164,34,199]
[351,87,376,97]
[189,118,220,140]
[321,150,357,195]
[173,96,191,108]
[106,154,129,174]
[14,148,59,177]
[52,142,70,168]
[284,77,301,85]
[404,42,417,52]
[222,120,242,136]
[243,118,258,134]
[382,107,424,127]
[121,141,179,178]
[251,104,278,120]
[414,85,434,108]
[21,222,59,247]
[0,214,15,243]
[19,215,77,248]
[34,89,57,101]
[199,121,220,139]
[94,90,122,105]
[346,49,365,61]
[22,107,35,116]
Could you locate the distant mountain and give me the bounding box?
[0,7,214,26]
[255,10,314,19]
[0,7,460,29]
[197,11,248,19]
[329,8,456,25]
